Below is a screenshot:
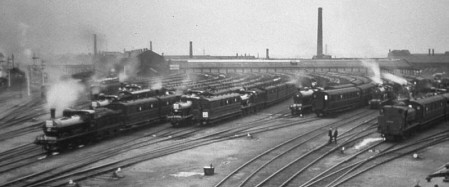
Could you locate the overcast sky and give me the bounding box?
[1,0,449,62]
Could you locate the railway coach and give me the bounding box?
[311,83,376,117]
[377,93,449,141]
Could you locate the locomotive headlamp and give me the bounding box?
[408,105,412,108]
[202,112,209,118]
[324,95,328,100]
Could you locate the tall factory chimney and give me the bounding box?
[94,34,97,56]
[428,49,431,56]
[150,41,153,51]
[317,7,323,57]
[266,48,270,59]
[189,41,193,58]
[432,49,435,56]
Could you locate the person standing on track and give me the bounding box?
[328,128,333,144]
[333,128,339,144]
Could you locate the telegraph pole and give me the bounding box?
[7,56,11,87]
[41,60,46,85]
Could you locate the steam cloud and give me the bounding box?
[382,72,408,85]
[361,59,382,84]
[46,79,86,116]
[150,77,162,90]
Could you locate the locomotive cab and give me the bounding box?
[378,105,416,140]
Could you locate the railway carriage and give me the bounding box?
[357,83,376,106]
[264,84,280,106]
[312,87,362,117]
[198,93,242,125]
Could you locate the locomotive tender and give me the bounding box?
[377,93,449,141]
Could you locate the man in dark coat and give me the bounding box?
[328,128,333,144]
[333,128,339,144]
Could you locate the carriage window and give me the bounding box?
[226,100,229,104]
[151,104,154,108]
[324,95,328,100]
[340,95,343,99]
[167,101,170,106]
[139,106,142,111]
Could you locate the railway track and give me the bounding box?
[214,109,378,187]
[322,130,449,187]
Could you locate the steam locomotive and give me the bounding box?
[168,82,296,126]
[377,93,449,141]
[369,84,394,109]
[34,91,178,152]
[289,88,314,116]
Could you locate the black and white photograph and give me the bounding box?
[1,0,449,186]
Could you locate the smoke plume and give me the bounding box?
[361,59,382,84]
[382,72,408,85]
[150,77,162,90]
[46,79,86,116]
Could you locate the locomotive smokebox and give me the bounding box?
[50,108,56,119]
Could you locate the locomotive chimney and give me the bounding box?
[266,48,269,59]
[50,108,56,119]
[189,41,193,58]
[317,7,323,57]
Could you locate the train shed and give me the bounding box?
[168,58,416,75]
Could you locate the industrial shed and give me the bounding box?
[168,58,416,75]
